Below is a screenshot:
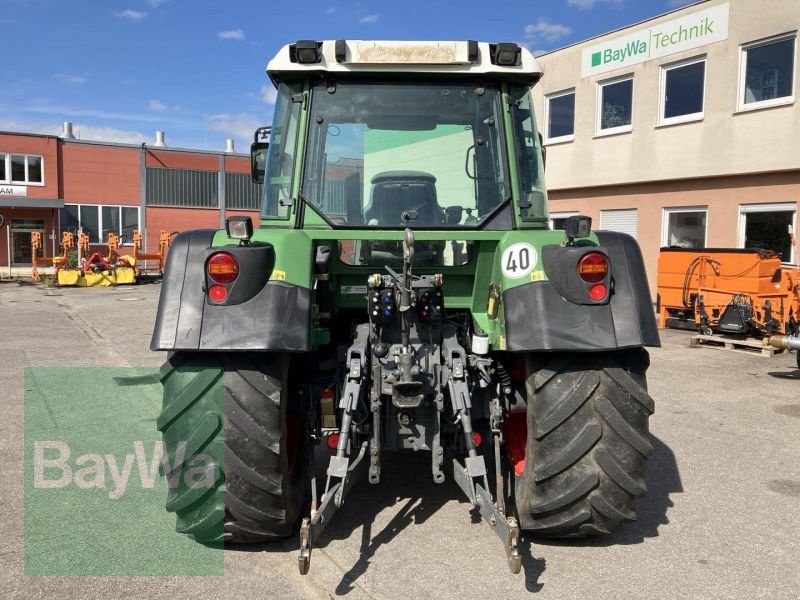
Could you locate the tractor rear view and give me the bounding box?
[151,40,660,574]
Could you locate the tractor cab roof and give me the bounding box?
[266,40,543,85]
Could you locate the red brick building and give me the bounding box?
[0,125,260,271]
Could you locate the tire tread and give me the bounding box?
[517,349,654,537]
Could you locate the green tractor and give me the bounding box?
[151,40,659,574]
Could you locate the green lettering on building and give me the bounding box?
[653,17,714,49]
[582,3,728,77]
[597,39,647,67]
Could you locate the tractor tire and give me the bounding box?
[157,352,306,544]
[513,348,654,537]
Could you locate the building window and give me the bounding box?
[225,172,263,210]
[660,58,706,125]
[60,204,140,244]
[597,77,633,135]
[544,90,575,143]
[662,208,707,248]
[600,208,638,239]
[738,203,796,263]
[549,211,578,230]
[79,206,100,243]
[740,34,796,110]
[0,153,44,184]
[121,207,139,241]
[146,167,218,208]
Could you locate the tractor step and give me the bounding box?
[690,334,782,357]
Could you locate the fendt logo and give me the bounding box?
[581,3,729,77]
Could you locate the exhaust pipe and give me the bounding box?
[768,335,800,351]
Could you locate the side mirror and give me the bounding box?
[251,142,269,184]
[564,215,592,245]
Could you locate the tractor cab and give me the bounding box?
[253,40,549,232]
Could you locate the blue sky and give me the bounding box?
[0,0,695,151]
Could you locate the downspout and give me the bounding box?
[6,223,10,278]
[140,143,147,270]
[219,154,226,229]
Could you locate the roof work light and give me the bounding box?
[490,43,521,66]
[290,40,323,63]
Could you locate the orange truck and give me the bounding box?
[657,248,800,337]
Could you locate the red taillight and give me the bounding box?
[473,431,482,447]
[577,252,609,283]
[208,284,228,302]
[207,252,239,283]
[588,283,607,301]
[326,433,340,450]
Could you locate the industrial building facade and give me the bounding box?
[0,128,261,272]
[533,0,799,294]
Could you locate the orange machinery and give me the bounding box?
[132,230,173,278]
[31,231,57,281]
[31,231,82,281]
[657,248,800,337]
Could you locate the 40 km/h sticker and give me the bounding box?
[501,243,538,279]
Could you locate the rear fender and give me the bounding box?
[150,229,310,352]
[503,231,659,351]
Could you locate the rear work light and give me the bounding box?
[577,252,609,284]
[207,252,239,284]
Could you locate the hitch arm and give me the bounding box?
[299,441,368,575]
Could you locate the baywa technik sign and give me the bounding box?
[581,3,729,77]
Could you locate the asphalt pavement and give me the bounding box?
[1,279,798,599]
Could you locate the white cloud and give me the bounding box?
[115,9,147,21]
[218,29,245,41]
[53,73,87,85]
[68,125,149,144]
[523,18,572,46]
[149,99,167,111]
[325,6,337,15]
[359,14,379,24]
[566,0,623,9]
[0,119,147,144]
[260,85,278,104]
[23,104,162,123]
[206,113,262,142]
[148,0,171,7]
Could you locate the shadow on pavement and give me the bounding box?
[228,434,680,593]
[767,369,800,380]
[537,434,682,549]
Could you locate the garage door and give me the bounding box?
[600,208,638,239]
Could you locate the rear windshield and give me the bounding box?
[301,81,509,228]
